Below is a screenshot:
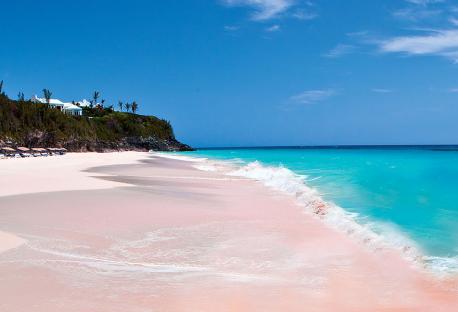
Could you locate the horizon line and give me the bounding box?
[195,144,458,150]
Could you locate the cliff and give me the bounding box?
[0,94,193,152]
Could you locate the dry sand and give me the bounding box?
[0,152,457,311]
[0,152,142,197]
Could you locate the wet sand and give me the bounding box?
[0,152,457,311]
[0,231,25,254]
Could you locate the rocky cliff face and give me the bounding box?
[1,131,193,152]
[62,136,194,152]
[0,95,194,153]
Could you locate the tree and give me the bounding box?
[131,101,138,114]
[125,102,131,112]
[101,99,105,107]
[17,92,25,101]
[118,101,123,112]
[0,80,3,94]
[92,91,100,107]
[42,89,52,105]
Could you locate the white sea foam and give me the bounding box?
[229,162,382,240]
[155,153,458,275]
[424,256,458,276]
[150,152,207,162]
[226,161,458,275]
[23,245,209,274]
[193,163,218,172]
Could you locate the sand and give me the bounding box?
[0,152,457,311]
[0,231,26,254]
[0,152,142,197]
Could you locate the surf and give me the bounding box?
[166,150,458,276]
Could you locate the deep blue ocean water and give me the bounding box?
[178,147,458,268]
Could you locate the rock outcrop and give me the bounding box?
[1,135,193,153]
[0,94,194,152]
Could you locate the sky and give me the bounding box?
[2,0,458,147]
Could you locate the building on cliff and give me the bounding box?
[31,96,83,116]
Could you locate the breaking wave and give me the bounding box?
[227,161,458,276]
[152,152,458,276]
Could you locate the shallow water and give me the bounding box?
[179,147,458,272]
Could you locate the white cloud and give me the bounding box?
[291,9,317,20]
[372,88,394,93]
[224,25,240,31]
[265,24,280,32]
[392,7,442,21]
[379,29,458,62]
[223,0,294,20]
[290,89,336,105]
[346,30,369,38]
[323,44,355,58]
[405,0,445,5]
[393,0,445,21]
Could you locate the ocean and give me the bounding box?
[176,146,458,274]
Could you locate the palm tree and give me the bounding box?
[92,91,100,107]
[131,101,138,114]
[118,101,123,112]
[42,89,52,106]
[101,99,105,108]
[125,102,131,112]
[17,92,25,101]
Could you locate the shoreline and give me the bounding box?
[176,153,457,277]
[1,152,457,311]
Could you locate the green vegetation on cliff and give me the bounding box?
[0,93,190,151]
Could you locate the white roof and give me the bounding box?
[31,95,82,110]
[31,96,46,104]
[49,99,65,105]
[76,99,91,107]
[63,103,82,111]
[32,96,64,105]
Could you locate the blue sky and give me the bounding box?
[2,0,458,147]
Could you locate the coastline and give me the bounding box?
[0,152,457,311]
[173,151,458,276]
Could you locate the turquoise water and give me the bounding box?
[179,147,458,264]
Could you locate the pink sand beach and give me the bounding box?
[0,152,457,311]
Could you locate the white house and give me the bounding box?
[76,99,91,107]
[31,95,83,116]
